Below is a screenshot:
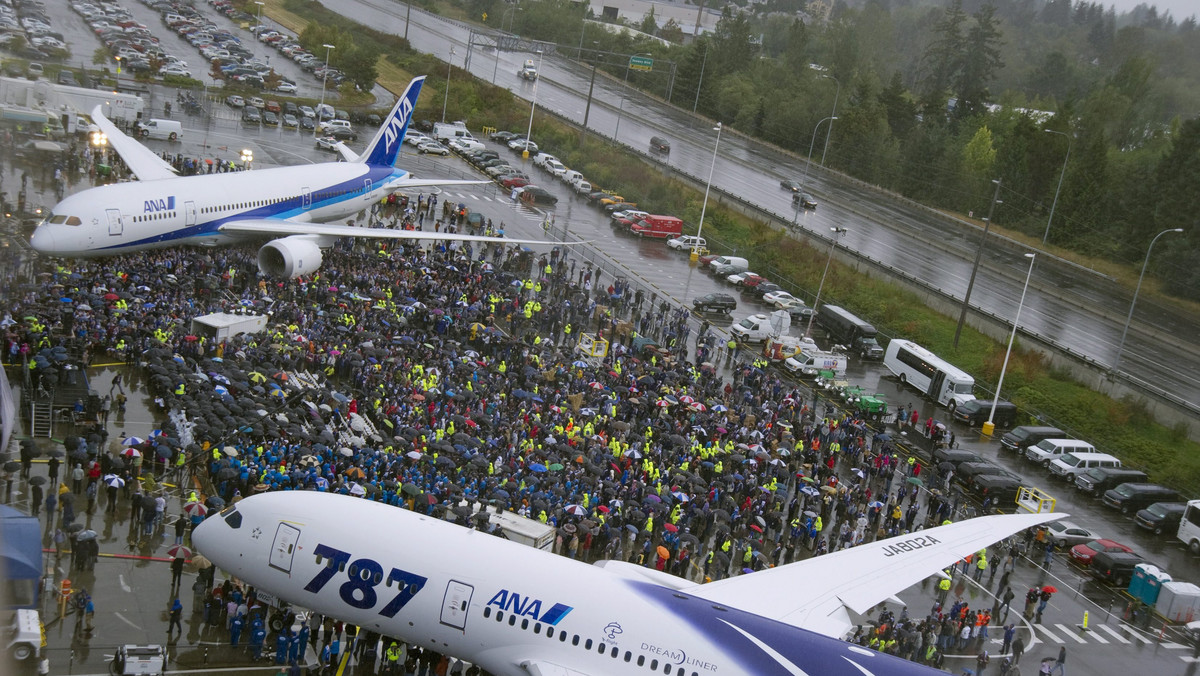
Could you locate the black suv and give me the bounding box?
[650,136,671,153]
[692,293,736,314]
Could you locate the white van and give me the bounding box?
[433,121,475,144]
[572,179,592,194]
[561,170,584,185]
[1049,452,1121,480]
[135,118,182,141]
[709,256,749,276]
[1025,438,1095,466]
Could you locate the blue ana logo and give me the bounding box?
[487,589,573,625]
[382,94,416,152]
[144,196,175,213]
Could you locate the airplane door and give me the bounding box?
[184,201,196,227]
[269,523,301,573]
[439,580,474,631]
[106,209,123,236]
[363,178,372,198]
[302,187,311,209]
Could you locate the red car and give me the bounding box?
[500,176,530,189]
[1069,539,1133,566]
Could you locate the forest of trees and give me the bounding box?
[461,0,1200,301]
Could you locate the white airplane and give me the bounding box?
[30,76,552,278]
[194,491,1061,676]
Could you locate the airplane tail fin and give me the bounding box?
[358,76,425,168]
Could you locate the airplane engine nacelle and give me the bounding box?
[257,236,324,278]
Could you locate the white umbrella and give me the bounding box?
[103,474,125,488]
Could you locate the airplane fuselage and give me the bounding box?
[194,492,938,676]
[30,162,405,256]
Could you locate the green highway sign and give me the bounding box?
[629,56,654,72]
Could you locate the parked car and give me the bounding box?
[1102,483,1181,514]
[1043,520,1100,549]
[327,127,358,141]
[225,94,245,108]
[519,186,558,205]
[1069,539,1133,566]
[1090,551,1144,586]
[1135,502,1188,535]
[417,141,449,156]
[315,136,340,151]
[282,113,298,128]
[692,293,737,314]
[667,235,706,252]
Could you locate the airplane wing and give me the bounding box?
[520,660,592,676]
[683,511,1063,638]
[218,219,577,246]
[90,105,178,182]
[334,142,359,163]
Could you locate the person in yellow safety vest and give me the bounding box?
[497,361,506,374]
[937,575,952,603]
[544,263,552,275]
[974,553,988,581]
[743,547,753,565]
[814,516,823,536]
[538,510,547,523]
[767,477,778,492]
[713,460,723,474]
[176,451,186,471]
[720,537,731,553]
[534,281,542,294]
[644,515,653,532]
[564,323,571,337]
[174,382,185,396]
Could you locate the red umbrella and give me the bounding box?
[1041,585,1058,593]
[663,523,679,533]
[103,292,119,301]
[167,544,192,559]
[596,505,610,513]
[183,335,199,342]
[749,524,764,533]
[183,501,207,517]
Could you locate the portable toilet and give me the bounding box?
[1129,563,1153,599]
[1156,581,1200,623]
[1143,566,1173,606]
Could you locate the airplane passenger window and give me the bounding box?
[610,647,618,658]
[584,639,592,650]
[651,660,659,670]
[545,628,554,639]
[508,615,516,627]
[637,656,645,667]
[533,623,541,634]
[521,619,529,630]
[482,607,490,618]
[597,643,605,654]
[571,635,579,646]
[623,651,631,662]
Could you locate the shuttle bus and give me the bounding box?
[1177,500,1200,554]
[883,339,977,410]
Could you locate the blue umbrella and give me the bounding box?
[529,463,548,473]
[60,297,72,303]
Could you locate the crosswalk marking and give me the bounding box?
[1163,641,1189,650]
[1083,629,1108,644]
[1037,625,1064,643]
[1054,624,1088,643]
[1095,624,1130,644]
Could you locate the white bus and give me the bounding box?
[883,339,977,410]
[1177,500,1200,554]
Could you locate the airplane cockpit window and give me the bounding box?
[221,505,243,529]
[46,214,82,226]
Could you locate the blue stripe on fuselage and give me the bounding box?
[626,580,938,676]
[95,165,405,251]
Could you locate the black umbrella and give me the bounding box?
[28,476,47,486]
[205,496,226,509]
[3,461,19,472]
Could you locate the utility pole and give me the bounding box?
[954,179,1002,349]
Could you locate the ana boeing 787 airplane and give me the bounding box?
[30,76,554,277]
[194,492,1061,676]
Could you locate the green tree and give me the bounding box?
[639,7,657,35]
[1152,118,1200,300]
[963,124,997,177]
[954,3,1005,118]
[342,46,381,92]
[920,0,968,110]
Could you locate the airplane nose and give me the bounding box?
[30,226,55,253]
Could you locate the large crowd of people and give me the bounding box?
[3,217,1010,673]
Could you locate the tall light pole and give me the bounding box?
[254,1,264,25]
[691,122,722,262]
[954,178,1002,348]
[692,41,708,114]
[806,227,848,336]
[1042,128,1072,244]
[315,43,334,135]
[522,49,543,159]
[1113,228,1183,374]
[442,47,456,123]
[800,116,836,192]
[983,253,1036,436]
[819,73,840,165]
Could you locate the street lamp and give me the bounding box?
[806,227,848,336]
[1042,128,1072,244]
[315,43,335,136]
[503,1,521,32]
[800,116,836,193]
[254,1,264,25]
[240,148,253,170]
[691,122,722,262]
[819,73,839,165]
[442,47,456,123]
[522,49,543,159]
[983,253,1036,436]
[1113,228,1183,374]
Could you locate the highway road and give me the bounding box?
[322,0,1200,418]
